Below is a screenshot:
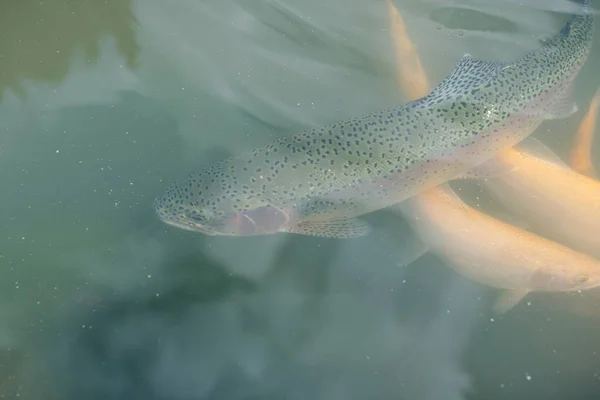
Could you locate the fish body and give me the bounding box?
[482,138,600,259]
[397,183,600,312]
[570,87,600,178]
[154,1,594,238]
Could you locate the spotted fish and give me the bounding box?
[154,0,594,238]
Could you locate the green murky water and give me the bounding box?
[0,0,599,398]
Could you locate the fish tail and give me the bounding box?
[574,0,593,16]
[556,0,595,46]
[571,0,591,11]
[570,0,593,21]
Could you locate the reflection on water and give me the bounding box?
[0,0,138,100]
[0,0,599,399]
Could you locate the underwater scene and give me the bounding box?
[0,0,599,399]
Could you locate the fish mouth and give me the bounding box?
[187,205,293,237]
[154,206,219,235]
[154,202,293,237]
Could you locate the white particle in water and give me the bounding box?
[525,373,532,381]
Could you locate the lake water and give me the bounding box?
[1,0,599,399]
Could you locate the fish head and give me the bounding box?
[530,262,600,293]
[153,174,294,237]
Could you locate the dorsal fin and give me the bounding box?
[426,53,510,101]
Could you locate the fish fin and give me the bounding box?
[515,137,572,169]
[397,244,428,267]
[493,288,530,314]
[454,53,509,73]
[428,53,509,101]
[284,218,371,238]
[456,160,517,180]
[541,81,578,120]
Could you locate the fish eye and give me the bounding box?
[576,274,589,283]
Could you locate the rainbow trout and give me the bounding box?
[154,0,594,238]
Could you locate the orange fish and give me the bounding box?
[386,0,430,99]
[480,137,600,259]
[570,88,600,178]
[397,184,600,313]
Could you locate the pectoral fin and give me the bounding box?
[284,218,371,238]
[542,82,578,120]
[397,245,428,267]
[456,159,517,180]
[493,288,531,314]
[516,137,571,169]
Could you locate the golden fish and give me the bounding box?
[570,88,600,178]
[397,184,600,313]
[481,137,600,259]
